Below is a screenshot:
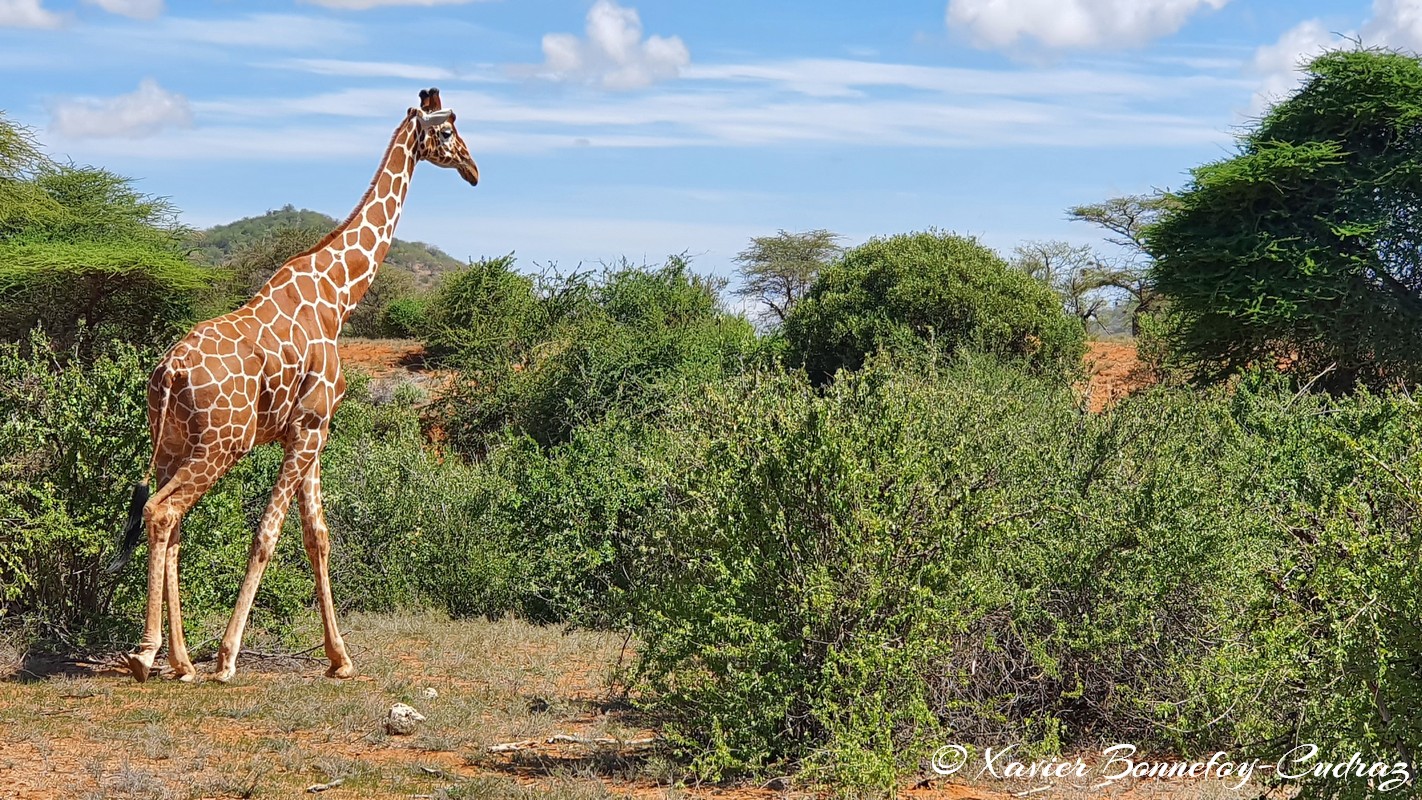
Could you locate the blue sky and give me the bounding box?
[2,0,1418,278]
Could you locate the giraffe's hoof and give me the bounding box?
[170,668,198,683]
[325,662,357,680]
[126,654,152,684]
[212,666,237,684]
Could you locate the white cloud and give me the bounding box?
[0,0,63,28]
[1362,0,1422,50]
[50,79,193,139]
[1248,20,1339,113]
[194,88,414,121]
[538,0,690,90]
[85,0,162,20]
[684,58,1247,100]
[118,52,1236,161]
[1247,0,1422,114]
[947,0,1229,50]
[302,0,487,7]
[157,13,361,49]
[281,58,457,82]
[49,123,389,161]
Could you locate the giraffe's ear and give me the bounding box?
[419,87,442,113]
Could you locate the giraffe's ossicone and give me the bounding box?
[110,87,479,684]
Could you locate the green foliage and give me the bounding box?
[0,116,61,237]
[319,375,519,615]
[346,265,418,338]
[0,331,151,630]
[423,254,543,366]
[471,419,657,623]
[732,228,842,326]
[612,356,1259,782]
[437,257,759,453]
[379,295,431,339]
[0,116,215,350]
[548,355,1416,794]
[0,240,213,349]
[1222,378,1422,800]
[783,231,1086,384]
[1148,48,1422,390]
[0,111,48,181]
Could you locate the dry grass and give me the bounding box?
[0,625,25,680]
[0,611,691,800]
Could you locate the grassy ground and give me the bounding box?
[0,612,680,800]
[0,613,1267,800]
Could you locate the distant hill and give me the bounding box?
[191,205,465,288]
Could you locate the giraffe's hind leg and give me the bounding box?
[127,449,236,683]
[164,522,196,682]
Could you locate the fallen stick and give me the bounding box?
[305,778,344,793]
[486,734,660,754]
[546,734,618,746]
[240,648,325,664]
[486,739,539,753]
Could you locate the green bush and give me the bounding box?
[552,354,1418,797]
[0,331,151,630]
[379,295,430,339]
[783,231,1086,384]
[423,254,543,366]
[1223,377,1422,800]
[437,258,759,453]
[344,266,419,339]
[320,374,521,616]
[612,355,1270,783]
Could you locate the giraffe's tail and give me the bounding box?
[106,481,150,575]
[108,362,176,575]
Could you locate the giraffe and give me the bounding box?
[108,87,479,684]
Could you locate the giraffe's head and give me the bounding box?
[412,87,479,186]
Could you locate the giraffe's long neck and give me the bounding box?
[309,115,420,328]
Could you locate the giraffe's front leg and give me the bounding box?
[213,444,311,683]
[298,460,356,679]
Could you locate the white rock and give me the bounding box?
[385,703,426,735]
[420,687,438,700]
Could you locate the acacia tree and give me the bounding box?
[1010,240,1111,331]
[732,229,842,326]
[0,113,214,352]
[1147,48,1422,389]
[1068,194,1175,336]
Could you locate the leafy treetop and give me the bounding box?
[1147,47,1422,390]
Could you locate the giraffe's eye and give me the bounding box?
[440,128,453,142]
